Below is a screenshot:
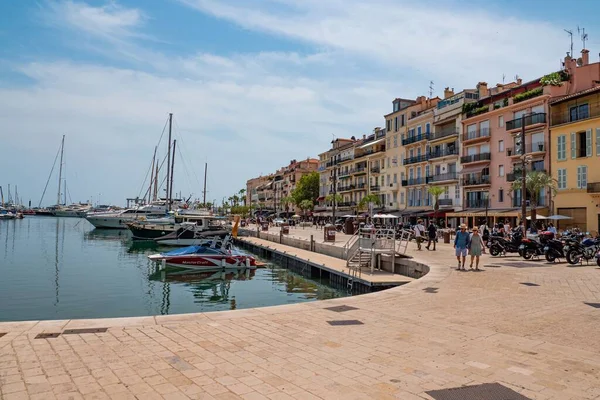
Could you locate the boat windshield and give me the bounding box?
[162,246,222,256]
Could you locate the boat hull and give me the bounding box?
[86,216,131,229]
[128,224,177,239]
[152,255,256,270]
[54,210,83,218]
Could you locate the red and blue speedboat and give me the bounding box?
[148,236,257,270]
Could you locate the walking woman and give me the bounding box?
[468,227,485,271]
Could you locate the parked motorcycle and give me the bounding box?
[539,231,564,262]
[519,236,545,260]
[566,236,600,265]
[487,228,523,256]
[595,248,600,267]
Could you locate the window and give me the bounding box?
[577,166,588,189]
[400,114,405,127]
[425,123,431,134]
[400,191,405,204]
[409,149,414,158]
[531,132,544,151]
[387,119,391,131]
[466,124,477,140]
[480,120,490,134]
[531,104,544,115]
[409,168,414,179]
[393,173,397,183]
[387,157,390,168]
[499,165,505,177]
[393,192,397,202]
[499,140,504,152]
[400,172,405,181]
[386,174,390,185]
[444,186,449,199]
[557,135,566,160]
[570,104,589,122]
[393,135,398,148]
[557,168,567,190]
[498,115,504,127]
[597,128,600,156]
[417,148,421,157]
[393,102,399,113]
[498,189,504,202]
[454,185,460,199]
[394,117,398,131]
[572,130,592,158]
[416,167,421,178]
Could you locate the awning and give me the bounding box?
[316,196,325,201]
[359,138,385,148]
[459,164,489,174]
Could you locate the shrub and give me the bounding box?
[513,87,543,104]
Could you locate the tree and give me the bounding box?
[291,172,320,205]
[299,199,314,218]
[511,170,557,224]
[358,194,381,212]
[239,189,246,206]
[325,193,342,206]
[280,196,295,214]
[427,186,445,223]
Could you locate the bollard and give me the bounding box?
[160,259,166,271]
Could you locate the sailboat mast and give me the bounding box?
[203,163,207,206]
[56,135,65,205]
[153,162,159,201]
[148,146,157,204]
[166,113,173,210]
[170,139,176,208]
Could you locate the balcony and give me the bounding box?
[462,128,490,143]
[370,185,381,192]
[437,198,453,207]
[505,113,547,131]
[353,166,367,174]
[428,146,459,160]
[402,133,430,146]
[356,182,366,189]
[430,129,459,141]
[465,199,490,209]
[338,184,355,192]
[552,106,600,126]
[370,166,381,173]
[506,142,547,158]
[460,152,491,164]
[587,182,600,193]
[426,172,458,183]
[462,174,491,186]
[338,169,352,177]
[388,201,399,209]
[403,154,428,165]
[401,178,427,187]
[338,201,356,207]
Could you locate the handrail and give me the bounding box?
[342,229,360,259]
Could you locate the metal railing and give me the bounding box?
[403,154,428,165]
[460,152,491,164]
[552,106,600,126]
[338,184,355,192]
[370,166,381,173]
[428,146,459,159]
[370,185,381,191]
[401,178,427,186]
[506,113,547,130]
[587,182,600,193]
[402,133,430,146]
[462,174,490,186]
[463,128,490,141]
[465,199,489,208]
[430,129,458,141]
[426,172,458,183]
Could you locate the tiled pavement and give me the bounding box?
[1,234,600,399]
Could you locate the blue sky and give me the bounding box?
[1,0,599,207]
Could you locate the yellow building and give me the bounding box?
[550,87,600,233]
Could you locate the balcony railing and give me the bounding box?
[370,166,381,173]
[460,152,491,164]
[587,182,600,193]
[465,199,490,209]
[507,168,547,182]
[428,146,459,160]
[356,182,366,189]
[370,185,381,192]
[463,128,490,141]
[506,113,547,131]
[462,174,491,186]
[338,201,356,207]
[437,198,453,207]
[507,142,546,157]
[552,107,600,126]
[401,178,427,186]
[338,184,355,192]
[402,133,430,146]
[430,129,458,141]
[403,154,428,165]
[426,172,458,183]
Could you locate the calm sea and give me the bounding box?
[0,217,347,322]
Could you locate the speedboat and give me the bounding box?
[85,204,168,229]
[148,236,257,270]
[153,224,229,246]
[0,207,16,220]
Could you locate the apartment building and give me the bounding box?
[315,138,355,217]
[428,87,479,219]
[550,49,600,233]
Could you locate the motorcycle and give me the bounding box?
[595,248,600,267]
[566,236,600,265]
[539,231,564,262]
[488,228,523,256]
[519,236,545,260]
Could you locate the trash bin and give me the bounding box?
[324,224,336,242]
[443,230,450,244]
[261,222,269,231]
[344,219,355,235]
[281,223,289,235]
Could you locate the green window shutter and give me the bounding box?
[586,129,592,157]
[577,166,581,188]
[582,166,587,188]
[596,128,600,156]
[571,133,576,159]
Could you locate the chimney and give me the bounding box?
[416,95,426,104]
[363,134,366,140]
[476,82,488,98]
[581,49,590,66]
[443,87,454,99]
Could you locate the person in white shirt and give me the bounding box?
[413,219,426,250]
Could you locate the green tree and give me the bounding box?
[427,186,445,223]
[280,196,295,213]
[291,172,320,205]
[358,194,381,212]
[511,170,557,225]
[239,189,247,206]
[299,199,314,218]
[325,193,342,207]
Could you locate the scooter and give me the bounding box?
[519,236,545,260]
[539,231,564,262]
[487,228,523,256]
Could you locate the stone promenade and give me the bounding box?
[1,228,599,399]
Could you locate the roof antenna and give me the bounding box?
[579,26,588,49]
[429,80,434,98]
[564,29,573,57]
[502,73,506,84]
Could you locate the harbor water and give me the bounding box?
[0,217,348,322]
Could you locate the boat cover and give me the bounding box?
[161,246,222,256]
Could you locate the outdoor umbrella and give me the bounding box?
[526,215,547,220]
[545,215,573,220]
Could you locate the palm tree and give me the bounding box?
[358,194,381,214]
[427,186,445,224]
[280,196,294,214]
[511,170,557,225]
[325,193,342,207]
[239,189,246,206]
[299,199,314,219]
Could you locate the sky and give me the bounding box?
[1,0,599,207]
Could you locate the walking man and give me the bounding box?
[426,221,437,251]
[413,219,426,250]
[454,223,470,270]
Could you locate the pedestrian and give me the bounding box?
[547,222,557,234]
[468,227,485,271]
[454,223,470,270]
[413,219,426,250]
[426,221,437,251]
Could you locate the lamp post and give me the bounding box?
[520,114,527,236]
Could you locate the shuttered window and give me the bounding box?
[557,135,566,160]
[577,166,588,189]
[586,129,592,157]
[557,169,567,190]
[571,133,576,159]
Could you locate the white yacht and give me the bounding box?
[85,204,168,229]
[53,204,92,217]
